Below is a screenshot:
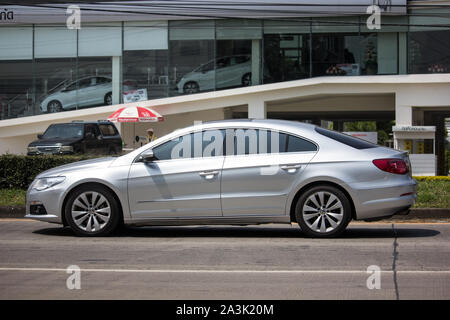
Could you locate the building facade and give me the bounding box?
[0,1,449,175]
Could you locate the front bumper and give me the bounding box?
[25,185,65,225]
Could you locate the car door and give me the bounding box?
[58,81,78,109]
[221,128,318,216]
[84,124,103,153]
[127,129,225,219]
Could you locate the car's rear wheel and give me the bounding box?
[47,100,62,113]
[295,185,351,238]
[65,185,121,237]
[183,81,199,94]
[242,73,252,86]
[105,92,112,105]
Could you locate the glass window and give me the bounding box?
[287,134,317,152]
[169,20,215,96]
[0,59,33,120]
[84,124,100,138]
[42,124,84,139]
[123,49,168,101]
[408,30,450,74]
[99,124,118,136]
[315,127,376,149]
[153,133,193,160]
[34,58,77,115]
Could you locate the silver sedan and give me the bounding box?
[26,119,417,237]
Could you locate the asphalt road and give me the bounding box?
[0,219,449,300]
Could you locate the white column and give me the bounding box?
[395,105,413,126]
[112,56,122,105]
[248,99,266,119]
[251,39,260,86]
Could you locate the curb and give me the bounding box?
[0,206,449,220]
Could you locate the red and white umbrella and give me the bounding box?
[108,106,164,122]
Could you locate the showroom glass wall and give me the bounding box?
[0,15,449,120]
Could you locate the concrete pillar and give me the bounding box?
[251,39,260,86]
[248,99,266,119]
[112,56,122,105]
[395,105,413,126]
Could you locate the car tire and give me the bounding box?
[47,100,62,113]
[183,82,199,94]
[295,185,352,238]
[242,73,252,86]
[64,184,121,237]
[105,92,112,105]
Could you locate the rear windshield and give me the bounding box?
[315,127,377,149]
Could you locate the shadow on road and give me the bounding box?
[33,225,440,239]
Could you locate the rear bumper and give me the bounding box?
[352,180,417,220]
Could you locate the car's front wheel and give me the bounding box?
[183,81,199,94]
[295,185,352,238]
[65,185,121,237]
[47,100,62,113]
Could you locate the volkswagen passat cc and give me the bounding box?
[26,120,417,237]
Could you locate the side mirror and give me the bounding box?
[97,135,103,140]
[37,134,43,139]
[140,149,155,163]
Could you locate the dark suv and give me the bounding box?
[27,121,122,155]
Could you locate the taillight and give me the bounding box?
[372,158,409,175]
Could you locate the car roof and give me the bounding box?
[50,121,114,125]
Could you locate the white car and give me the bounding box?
[176,55,252,94]
[40,76,113,113]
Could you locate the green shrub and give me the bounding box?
[413,176,450,181]
[0,154,99,189]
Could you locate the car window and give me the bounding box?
[234,55,250,64]
[84,124,100,138]
[153,133,193,161]
[78,78,93,89]
[286,134,317,152]
[97,77,111,84]
[64,82,77,91]
[315,127,376,149]
[201,61,214,73]
[229,128,316,155]
[99,124,117,136]
[216,57,231,69]
[152,130,225,161]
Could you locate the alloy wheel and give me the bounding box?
[302,191,344,233]
[183,82,199,94]
[71,191,111,232]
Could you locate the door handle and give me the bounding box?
[199,170,219,179]
[280,164,302,173]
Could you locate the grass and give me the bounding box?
[0,188,26,207]
[413,180,450,208]
[0,180,448,208]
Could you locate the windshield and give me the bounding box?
[42,124,84,139]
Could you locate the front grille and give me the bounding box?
[37,146,60,153]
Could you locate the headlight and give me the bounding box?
[28,146,38,153]
[33,176,65,191]
[60,145,73,152]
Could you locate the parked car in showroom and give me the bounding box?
[39,76,138,113]
[27,120,122,155]
[26,119,416,237]
[176,55,252,94]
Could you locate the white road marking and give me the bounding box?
[0,267,449,274]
